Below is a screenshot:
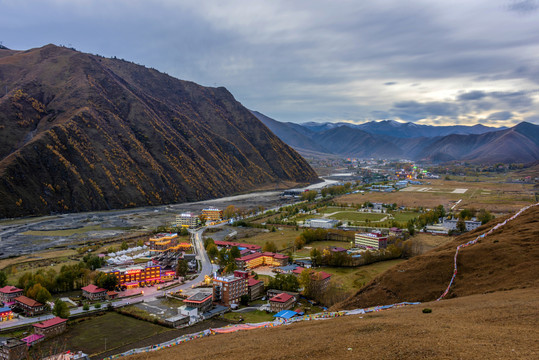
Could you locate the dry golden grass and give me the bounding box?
[338,178,535,213]
[129,287,539,360]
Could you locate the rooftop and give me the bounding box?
[14,295,43,307]
[0,285,23,294]
[270,293,294,303]
[247,278,262,287]
[185,293,213,303]
[81,284,107,293]
[273,310,297,319]
[33,316,67,329]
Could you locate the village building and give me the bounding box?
[81,284,107,301]
[0,287,23,305]
[212,273,248,306]
[102,264,171,288]
[32,317,67,338]
[214,240,261,252]
[175,213,200,228]
[442,219,482,232]
[235,252,289,270]
[305,218,339,229]
[269,293,296,312]
[201,207,223,222]
[355,232,388,250]
[247,278,264,300]
[0,307,13,322]
[389,227,403,237]
[0,338,28,360]
[183,293,213,313]
[148,233,191,255]
[13,296,46,317]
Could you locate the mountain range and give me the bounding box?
[252,111,539,163]
[0,45,318,218]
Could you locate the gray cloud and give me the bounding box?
[487,111,514,120]
[0,0,538,126]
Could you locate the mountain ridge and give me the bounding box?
[254,112,539,163]
[0,44,318,218]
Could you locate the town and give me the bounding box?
[1,164,521,359]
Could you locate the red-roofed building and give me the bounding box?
[0,286,23,304]
[292,267,305,275]
[269,293,295,312]
[247,278,264,300]
[33,317,67,338]
[292,268,332,293]
[235,252,289,270]
[13,296,46,317]
[213,240,262,252]
[81,284,107,301]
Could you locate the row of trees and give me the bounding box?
[204,238,241,274]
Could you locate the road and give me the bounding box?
[0,224,221,330]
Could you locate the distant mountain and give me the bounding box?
[0,44,318,218]
[254,112,539,163]
[251,111,331,154]
[302,119,505,138]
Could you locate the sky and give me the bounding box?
[1,0,538,127]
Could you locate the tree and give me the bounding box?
[82,303,90,311]
[477,209,494,225]
[176,259,188,277]
[52,299,70,319]
[0,270,7,287]
[207,244,219,259]
[223,262,237,274]
[456,218,466,233]
[198,214,207,226]
[204,237,215,249]
[95,273,119,291]
[224,205,238,219]
[407,221,415,236]
[301,190,317,202]
[240,294,250,306]
[120,241,129,251]
[229,246,241,259]
[35,286,52,304]
[298,269,315,298]
[310,248,322,267]
[263,241,277,253]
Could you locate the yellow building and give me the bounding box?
[202,207,223,221]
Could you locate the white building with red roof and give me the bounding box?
[13,296,46,316]
[0,286,23,304]
[269,293,296,312]
[33,316,67,338]
[81,284,107,300]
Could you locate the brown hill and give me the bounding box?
[334,204,539,310]
[0,45,318,218]
[127,288,539,360]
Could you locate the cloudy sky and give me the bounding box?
[1,0,538,126]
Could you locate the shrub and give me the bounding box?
[94,303,101,309]
[422,308,432,313]
[82,304,89,311]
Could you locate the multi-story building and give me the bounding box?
[306,219,339,229]
[102,264,164,288]
[355,232,388,250]
[235,252,289,270]
[247,278,264,301]
[202,207,223,222]
[0,338,28,360]
[442,219,482,232]
[13,296,46,317]
[33,317,67,338]
[212,274,248,306]
[269,293,295,312]
[148,233,191,255]
[214,240,261,252]
[184,293,213,313]
[175,213,200,228]
[0,286,23,304]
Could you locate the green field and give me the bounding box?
[223,310,274,323]
[35,312,171,356]
[390,211,419,222]
[329,212,386,222]
[320,259,406,292]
